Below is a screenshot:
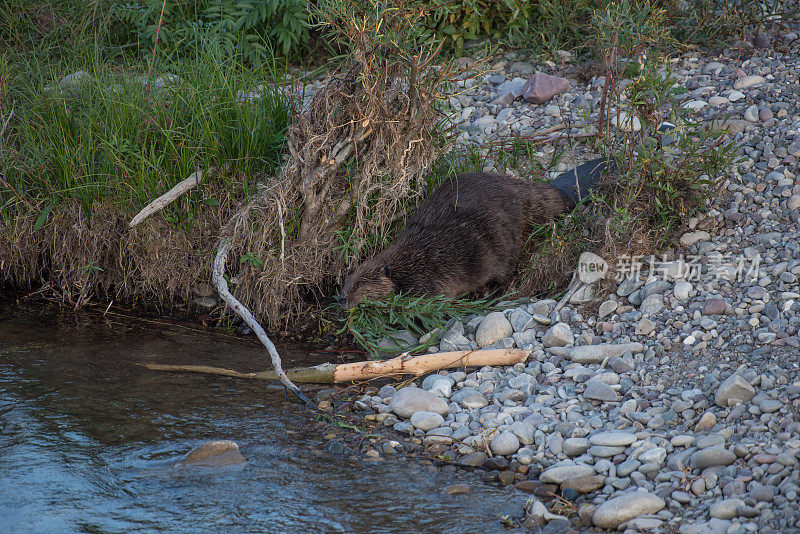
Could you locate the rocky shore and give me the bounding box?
[330,32,800,534]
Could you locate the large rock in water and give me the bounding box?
[389,386,449,418]
[592,491,665,529]
[181,440,246,466]
[522,72,570,104]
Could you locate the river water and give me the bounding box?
[0,297,514,533]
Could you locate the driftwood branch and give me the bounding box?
[213,237,312,406]
[142,347,531,384]
[128,167,212,228]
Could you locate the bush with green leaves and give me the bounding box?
[112,0,310,60]
[412,0,533,52]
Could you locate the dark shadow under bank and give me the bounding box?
[0,296,515,534]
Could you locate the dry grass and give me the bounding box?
[0,183,241,309]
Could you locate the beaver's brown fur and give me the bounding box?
[340,172,573,308]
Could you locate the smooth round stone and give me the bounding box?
[462,394,489,409]
[635,317,655,336]
[750,485,775,502]
[702,298,727,315]
[640,294,664,315]
[563,437,591,456]
[590,431,637,447]
[691,447,737,469]
[599,300,618,319]
[410,411,445,431]
[490,431,520,456]
[715,374,755,407]
[584,379,620,402]
[588,445,627,457]
[509,421,535,445]
[695,411,718,431]
[674,281,692,300]
[760,399,783,413]
[744,105,760,122]
[475,312,513,347]
[562,475,605,494]
[671,435,696,448]
[617,459,641,477]
[683,99,708,110]
[710,498,744,519]
[390,387,449,418]
[672,490,692,503]
[728,90,745,102]
[540,464,596,484]
[542,322,574,347]
[592,491,666,529]
[733,75,765,90]
[708,96,729,106]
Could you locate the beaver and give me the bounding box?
[339,157,615,308]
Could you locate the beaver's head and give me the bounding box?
[339,256,397,309]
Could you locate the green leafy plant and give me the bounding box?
[412,0,532,53]
[338,293,516,357]
[240,251,265,269]
[112,0,311,60]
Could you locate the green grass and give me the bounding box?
[2,47,290,226]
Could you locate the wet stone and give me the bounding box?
[485,457,509,471]
[181,440,246,466]
[444,484,472,495]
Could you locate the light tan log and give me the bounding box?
[331,348,531,381]
[141,348,531,384]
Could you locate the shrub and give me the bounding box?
[412,0,532,53]
[112,0,311,60]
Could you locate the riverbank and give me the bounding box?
[328,37,800,533]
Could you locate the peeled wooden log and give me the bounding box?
[142,347,531,384]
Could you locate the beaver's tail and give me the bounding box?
[549,156,617,205]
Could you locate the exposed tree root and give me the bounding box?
[213,237,312,406]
